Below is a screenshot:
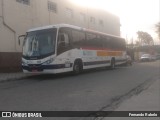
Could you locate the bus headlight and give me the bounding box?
[22,60,28,66]
[43,58,54,65]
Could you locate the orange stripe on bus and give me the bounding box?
[97,51,123,56]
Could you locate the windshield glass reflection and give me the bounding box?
[23,28,57,58]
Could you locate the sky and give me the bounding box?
[71,0,160,44]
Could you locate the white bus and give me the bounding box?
[20,24,127,74]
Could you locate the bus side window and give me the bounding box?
[102,36,110,49]
[57,29,71,55]
[72,30,85,48]
[58,33,69,47]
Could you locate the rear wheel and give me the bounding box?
[73,60,83,75]
[110,59,115,70]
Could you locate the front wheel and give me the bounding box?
[73,61,83,75]
[110,59,115,70]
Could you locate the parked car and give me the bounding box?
[140,54,152,62]
[151,55,156,61]
[156,54,160,60]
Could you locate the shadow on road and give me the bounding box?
[25,66,123,81]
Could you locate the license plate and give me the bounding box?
[32,70,38,72]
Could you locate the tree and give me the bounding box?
[137,31,154,46]
[155,22,160,40]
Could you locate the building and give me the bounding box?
[0,0,120,72]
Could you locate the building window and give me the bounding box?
[16,0,30,5]
[99,19,104,26]
[48,1,57,13]
[66,8,73,18]
[90,17,96,24]
[80,13,86,22]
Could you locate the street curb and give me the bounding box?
[0,74,33,83]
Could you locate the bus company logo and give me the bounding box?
[2,112,11,117]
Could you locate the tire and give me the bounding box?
[124,61,128,66]
[129,62,132,66]
[126,61,132,66]
[110,59,115,70]
[73,60,83,75]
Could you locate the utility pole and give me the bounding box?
[126,34,128,49]
[86,7,89,29]
[131,36,134,49]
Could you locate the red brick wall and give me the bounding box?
[0,52,22,73]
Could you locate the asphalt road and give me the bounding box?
[0,61,159,119]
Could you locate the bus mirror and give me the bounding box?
[18,35,25,46]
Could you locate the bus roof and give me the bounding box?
[27,24,123,39]
[27,24,83,32]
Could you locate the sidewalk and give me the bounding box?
[0,72,33,82]
[104,78,160,120]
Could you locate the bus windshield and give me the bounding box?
[23,28,57,59]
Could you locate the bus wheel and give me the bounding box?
[73,60,83,75]
[110,59,115,70]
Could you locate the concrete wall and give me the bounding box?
[0,0,120,72]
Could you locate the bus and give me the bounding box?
[20,24,127,74]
